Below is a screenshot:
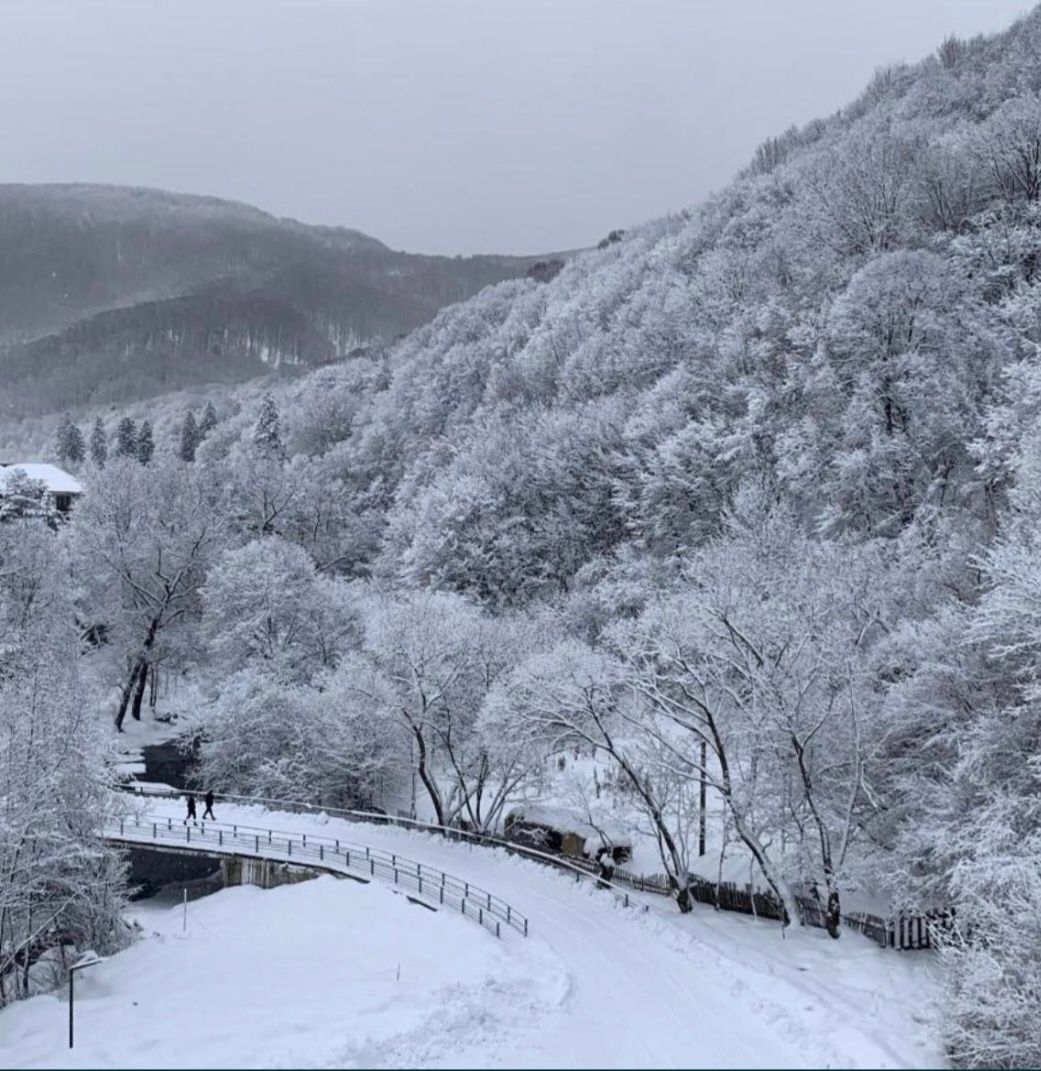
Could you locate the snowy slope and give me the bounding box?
[73,794,945,1069]
[1,877,565,1069]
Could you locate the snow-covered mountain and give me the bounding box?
[5,6,1041,1068]
[0,183,555,414]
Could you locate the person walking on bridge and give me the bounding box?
[184,792,197,825]
[203,790,216,821]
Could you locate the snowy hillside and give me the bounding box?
[5,5,1041,1068]
[3,848,941,1069]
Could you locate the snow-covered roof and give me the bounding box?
[0,463,84,495]
[506,804,632,847]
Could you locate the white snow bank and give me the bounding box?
[1,876,566,1069]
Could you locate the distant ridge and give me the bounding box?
[0,183,553,414]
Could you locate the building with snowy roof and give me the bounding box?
[503,804,633,864]
[0,462,84,518]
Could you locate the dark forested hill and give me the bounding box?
[0,184,549,414]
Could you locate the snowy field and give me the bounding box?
[0,793,948,1069]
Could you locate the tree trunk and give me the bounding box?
[130,661,149,722]
[114,661,143,731]
[826,890,841,939]
[412,726,445,827]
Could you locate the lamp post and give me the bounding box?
[68,952,103,1049]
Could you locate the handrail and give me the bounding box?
[105,813,529,940]
[115,783,649,911]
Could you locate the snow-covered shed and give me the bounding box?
[503,804,632,864]
[0,462,84,516]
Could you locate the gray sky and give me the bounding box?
[0,0,1031,254]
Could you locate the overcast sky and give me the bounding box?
[0,1,1031,254]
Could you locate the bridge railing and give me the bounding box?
[115,783,650,912]
[105,814,528,940]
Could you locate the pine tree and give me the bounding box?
[89,417,108,467]
[199,401,218,438]
[115,417,137,458]
[179,411,199,463]
[0,468,50,521]
[55,415,85,465]
[136,421,155,465]
[253,393,284,459]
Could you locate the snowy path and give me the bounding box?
[118,795,945,1069]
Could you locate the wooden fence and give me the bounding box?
[606,863,947,951]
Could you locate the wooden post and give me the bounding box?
[698,739,707,857]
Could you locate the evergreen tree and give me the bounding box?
[115,417,137,458]
[179,411,199,463]
[55,414,85,465]
[199,401,219,438]
[253,393,284,459]
[136,420,155,465]
[0,468,50,521]
[89,416,108,467]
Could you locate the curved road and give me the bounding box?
[123,795,937,1068]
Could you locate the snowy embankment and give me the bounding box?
[56,792,942,1069]
[1,877,564,1069]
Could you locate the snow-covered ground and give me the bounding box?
[29,792,946,1070]
[1,877,564,1069]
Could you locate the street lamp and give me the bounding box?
[68,952,104,1050]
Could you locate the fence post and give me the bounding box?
[370,859,375,876]
[496,921,500,938]
[152,822,157,839]
[320,845,324,862]
[524,918,528,937]
[288,840,292,857]
[186,826,191,844]
[219,830,223,847]
[167,818,172,831]
[255,835,259,853]
[345,850,350,868]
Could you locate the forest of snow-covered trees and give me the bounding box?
[4,7,1041,1066]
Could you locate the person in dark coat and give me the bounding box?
[185,793,197,824]
[203,790,216,821]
